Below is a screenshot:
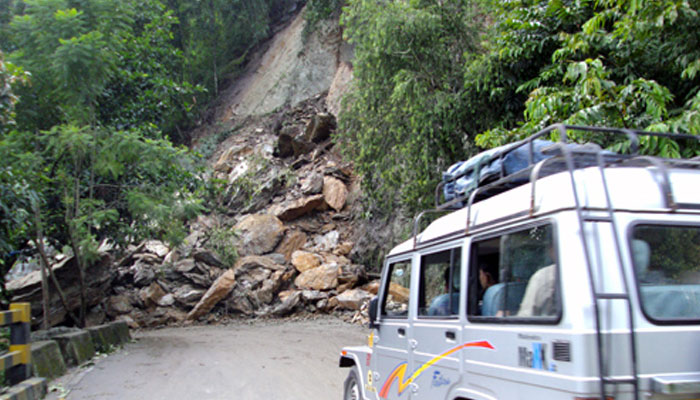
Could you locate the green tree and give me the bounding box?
[96,0,204,141]
[1,124,204,326]
[0,51,29,134]
[476,0,700,157]
[339,0,483,214]
[8,0,134,130]
[167,0,274,98]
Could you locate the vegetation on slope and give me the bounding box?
[0,0,292,321]
[339,0,700,215]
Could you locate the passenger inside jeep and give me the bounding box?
[472,225,559,318]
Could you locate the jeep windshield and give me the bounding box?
[631,224,700,323]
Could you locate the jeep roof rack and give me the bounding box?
[435,124,700,211]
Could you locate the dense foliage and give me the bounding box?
[339,0,484,213]
[339,0,700,215]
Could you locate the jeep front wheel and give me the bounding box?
[343,368,361,400]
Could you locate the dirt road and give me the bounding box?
[45,317,368,400]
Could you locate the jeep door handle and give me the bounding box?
[397,327,406,336]
[445,330,456,340]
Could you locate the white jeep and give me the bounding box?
[340,124,700,400]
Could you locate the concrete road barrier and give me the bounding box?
[30,340,66,380]
[53,331,95,367]
[0,377,47,400]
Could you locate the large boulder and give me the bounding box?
[336,288,372,310]
[272,195,324,222]
[323,176,347,212]
[294,263,339,290]
[389,282,410,303]
[235,214,285,256]
[275,127,296,158]
[233,255,286,272]
[304,113,335,143]
[174,258,197,273]
[312,230,340,252]
[187,269,237,320]
[237,267,271,289]
[272,291,302,316]
[9,253,115,328]
[327,61,353,117]
[337,264,367,292]
[214,144,253,173]
[226,286,256,315]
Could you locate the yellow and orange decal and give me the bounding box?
[378,340,494,398]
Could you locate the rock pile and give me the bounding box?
[103,99,376,328]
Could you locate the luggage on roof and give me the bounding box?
[437,124,699,210]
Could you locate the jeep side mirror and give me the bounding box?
[368,297,379,329]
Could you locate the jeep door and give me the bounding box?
[411,245,463,400]
[374,257,414,400]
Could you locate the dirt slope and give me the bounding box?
[201,7,352,129]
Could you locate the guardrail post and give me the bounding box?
[7,302,31,385]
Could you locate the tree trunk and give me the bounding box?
[67,177,87,328]
[33,207,49,330]
[34,206,80,327]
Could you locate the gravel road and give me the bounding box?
[45,317,368,400]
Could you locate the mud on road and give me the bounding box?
[46,317,368,400]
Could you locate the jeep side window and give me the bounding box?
[631,224,700,322]
[381,260,411,318]
[468,224,560,320]
[419,248,461,317]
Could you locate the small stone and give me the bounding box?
[193,249,225,268]
[133,263,156,287]
[157,294,176,307]
[106,295,133,317]
[334,242,353,256]
[291,251,321,272]
[300,173,324,195]
[145,240,170,257]
[275,230,307,262]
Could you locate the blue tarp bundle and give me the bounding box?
[442,139,613,207]
[442,140,556,206]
